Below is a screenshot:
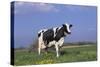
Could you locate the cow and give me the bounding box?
[38,23,72,57]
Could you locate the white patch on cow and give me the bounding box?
[48,40,56,47]
[58,37,64,47]
[53,27,57,37]
[65,23,71,33]
[58,27,61,30]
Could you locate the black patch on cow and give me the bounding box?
[54,26,65,41]
[38,32,41,37]
[56,27,59,34]
[43,29,54,45]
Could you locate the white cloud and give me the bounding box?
[87,27,96,31]
[15,1,25,6]
[64,5,91,12]
[31,3,59,12]
[14,2,59,14]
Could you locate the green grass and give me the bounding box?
[14,45,97,66]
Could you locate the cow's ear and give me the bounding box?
[62,24,66,27]
[69,24,72,28]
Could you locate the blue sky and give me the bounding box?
[13,1,97,48]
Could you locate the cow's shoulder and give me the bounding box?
[54,26,65,41]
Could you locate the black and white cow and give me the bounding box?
[38,23,72,57]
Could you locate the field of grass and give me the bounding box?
[14,44,97,66]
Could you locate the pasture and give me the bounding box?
[14,44,97,66]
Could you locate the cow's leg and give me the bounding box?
[38,40,45,55]
[38,41,41,55]
[55,43,59,57]
[38,36,42,55]
[58,37,64,54]
[58,37,64,47]
[38,48,41,55]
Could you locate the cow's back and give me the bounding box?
[43,29,54,44]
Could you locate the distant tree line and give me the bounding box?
[28,40,97,52]
[15,37,97,52]
[63,42,97,46]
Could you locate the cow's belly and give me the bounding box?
[41,40,56,49]
[48,40,56,47]
[41,37,64,49]
[47,37,64,47]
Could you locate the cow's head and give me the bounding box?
[62,23,72,34]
